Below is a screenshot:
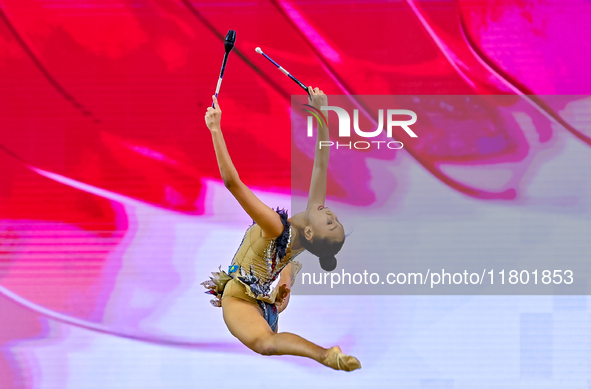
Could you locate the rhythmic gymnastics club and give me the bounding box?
[255,47,310,96]
[213,30,237,107]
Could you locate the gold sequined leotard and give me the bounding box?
[201,209,304,307]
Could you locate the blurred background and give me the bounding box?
[0,0,590,387]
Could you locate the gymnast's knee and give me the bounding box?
[252,335,277,356]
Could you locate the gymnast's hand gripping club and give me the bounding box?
[213,30,237,107]
[255,47,310,96]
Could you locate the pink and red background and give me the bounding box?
[1,1,590,388]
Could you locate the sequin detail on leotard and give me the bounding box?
[201,208,303,309]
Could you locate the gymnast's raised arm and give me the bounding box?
[306,87,330,210]
[204,95,284,239]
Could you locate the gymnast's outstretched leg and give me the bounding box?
[221,297,359,371]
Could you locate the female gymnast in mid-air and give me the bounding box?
[201,87,361,371]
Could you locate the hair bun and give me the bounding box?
[319,255,337,272]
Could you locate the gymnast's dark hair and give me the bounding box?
[301,235,345,272]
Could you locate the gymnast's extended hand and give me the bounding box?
[308,86,327,111]
[205,95,222,132]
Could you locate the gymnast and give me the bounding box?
[201,87,361,371]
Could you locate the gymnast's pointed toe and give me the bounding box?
[324,346,362,372]
[339,353,362,372]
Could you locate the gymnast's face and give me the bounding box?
[306,205,345,244]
